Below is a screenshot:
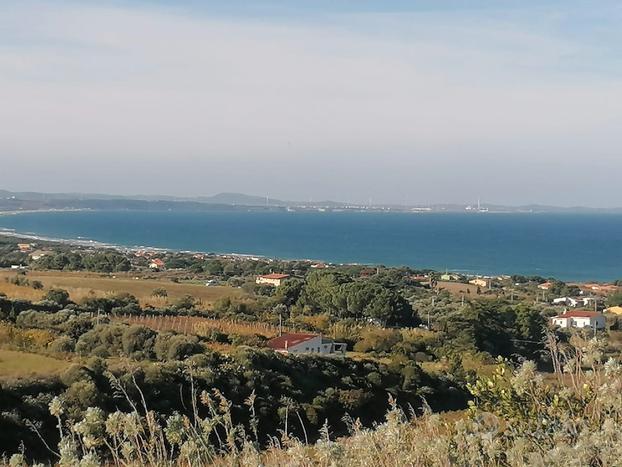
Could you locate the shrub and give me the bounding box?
[44,288,71,307]
[49,335,76,353]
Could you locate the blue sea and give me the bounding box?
[0,210,621,281]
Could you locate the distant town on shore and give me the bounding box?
[2,189,622,214]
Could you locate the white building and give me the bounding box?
[149,258,165,270]
[256,273,290,286]
[552,297,579,307]
[552,297,597,308]
[469,277,492,288]
[551,311,606,330]
[268,333,346,355]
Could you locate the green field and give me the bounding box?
[0,349,69,378]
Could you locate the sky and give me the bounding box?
[1,0,621,206]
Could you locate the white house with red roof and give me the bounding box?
[149,258,166,270]
[551,310,606,330]
[256,273,290,286]
[267,333,346,355]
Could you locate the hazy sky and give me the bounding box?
[1,1,621,206]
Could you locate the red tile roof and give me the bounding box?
[554,310,602,319]
[259,273,290,280]
[268,333,317,350]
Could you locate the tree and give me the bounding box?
[274,279,304,307]
[121,325,156,359]
[174,294,196,311]
[44,288,71,306]
[607,291,622,307]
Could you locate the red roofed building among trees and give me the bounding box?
[267,333,346,355]
[551,310,606,330]
[256,273,290,286]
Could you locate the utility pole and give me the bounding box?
[279,312,283,337]
[429,297,434,329]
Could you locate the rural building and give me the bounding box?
[552,297,579,307]
[17,243,33,252]
[440,273,460,281]
[469,277,491,288]
[551,310,606,330]
[538,282,552,290]
[29,250,51,261]
[267,333,347,355]
[149,258,165,270]
[256,273,290,286]
[606,306,622,315]
[412,275,431,285]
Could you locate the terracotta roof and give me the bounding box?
[553,310,602,319]
[268,333,317,350]
[259,273,290,280]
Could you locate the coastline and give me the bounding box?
[0,208,91,217]
[1,209,621,282]
[0,228,312,265]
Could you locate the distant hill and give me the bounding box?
[1,189,620,213]
[196,192,287,206]
[0,190,347,208]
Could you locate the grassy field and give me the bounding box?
[0,349,69,378]
[0,269,244,308]
[435,281,481,296]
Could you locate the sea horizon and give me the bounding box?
[0,209,621,282]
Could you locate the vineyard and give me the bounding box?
[112,314,297,338]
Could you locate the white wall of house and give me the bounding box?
[286,336,346,355]
[256,277,286,286]
[552,315,605,329]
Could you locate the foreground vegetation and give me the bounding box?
[1,235,621,465]
[5,336,619,466]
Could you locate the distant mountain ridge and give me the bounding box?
[0,190,292,205]
[0,190,345,211]
[0,189,621,213]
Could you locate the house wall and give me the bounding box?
[552,316,606,329]
[256,277,283,286]
[552,318,570,328]
[288,336,323,354]
[287,337,347,355]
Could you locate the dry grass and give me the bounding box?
[0,280,45,301]
[435,281,481,296]
[0,349,69,378]
[0,269,244,308]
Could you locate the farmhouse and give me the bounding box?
[149,258,165,270]
[606,306,622,315]
[29,250,51,261]
[256,273,290,286]
[17,243,33,252]
[469,277,491,288]
[551,310,606,330]
[267,333,347,355]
